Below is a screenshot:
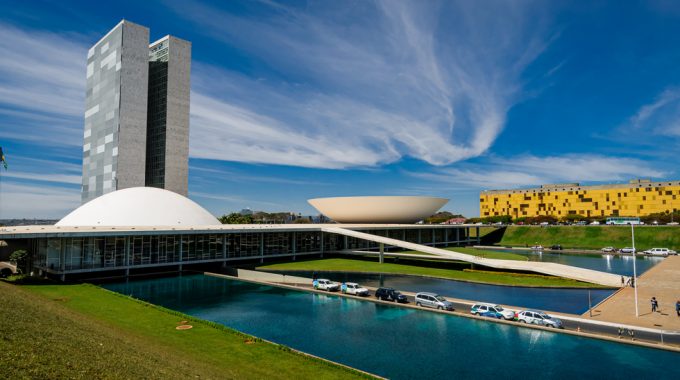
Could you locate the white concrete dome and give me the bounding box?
[57,187,220,226]
[308,196,449,224]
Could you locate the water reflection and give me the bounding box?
[103,275,680,379]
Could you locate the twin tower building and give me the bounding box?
[82,20,191,203]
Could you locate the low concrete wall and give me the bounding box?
[234,268,311,285]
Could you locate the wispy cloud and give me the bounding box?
[177,0,554,169]
[0,22,86,147]
[408,154,666,190]
[629,87,680,136]
[0,182,80,219]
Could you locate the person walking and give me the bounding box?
[651,297,658,313]
[621,276,625,286]
[675,300,680,317]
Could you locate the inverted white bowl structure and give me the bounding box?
[308,196,449,224]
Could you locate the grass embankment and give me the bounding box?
[468,226,496,237]
[0,281,371,379]
[258,258,601,288]
[499,226,680,251]
[398,246,528,261]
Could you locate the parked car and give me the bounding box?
[516,310,563,328]
[530,245,544,251]
[316,279,339,291]
[601,246,616,253]
[619,247,636,254]
[415,292,454,311]
[344,282,370,296]
[470,303,515,320]
[667,222,679,226]
[590,221,601,225]
[642,248,677,256]
[375,287,408,303]
[550,244,563,250]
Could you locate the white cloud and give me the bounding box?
[629,88,680,136]
[408,154,666,190]
[0,22,86,147]
[0,183,79,219]
[1,172,81,185]
[179,1,554,168]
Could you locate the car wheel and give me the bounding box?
[416,302,421,307]
[519,320,526,323]
[437,306,443,310]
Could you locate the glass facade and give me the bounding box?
[146,39,169,189]
[82,25,125,202]
[30,227,472,274]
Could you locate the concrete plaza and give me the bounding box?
[583,256,680,331]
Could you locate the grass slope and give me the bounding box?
[0,281,371,379]
[499,226,680,250]
[258,258,601,288]
[397,246,528,261]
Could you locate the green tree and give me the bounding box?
[218,213,254,224]
[9,249,28,273]
[293,217,311,224]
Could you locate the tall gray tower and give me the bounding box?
[81,20,190,203]
[146,36,191,196]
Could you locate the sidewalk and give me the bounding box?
[582,256,680,330]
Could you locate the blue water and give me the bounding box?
[104,275,680,379]
[269,270,613,314]
[490,249,663,276]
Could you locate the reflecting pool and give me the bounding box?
[104,275,680,379]
[489,249,663,276]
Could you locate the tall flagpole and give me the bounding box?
[631,223,639,317]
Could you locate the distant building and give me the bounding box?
[480,179,680,219]
[81,20,190,203]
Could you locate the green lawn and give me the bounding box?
[257,258,602,288]
[499,226,680,250]
[0,281,372,379]
[398,246,528,261]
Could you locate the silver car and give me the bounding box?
[415,292,454,311]
[517,310,563,328]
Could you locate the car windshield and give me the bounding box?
[494,306,504,311]
[435,296,446,302]
[538,313,549,319]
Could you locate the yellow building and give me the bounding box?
[480,179,680,219]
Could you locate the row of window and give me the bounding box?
[33,229,472,272]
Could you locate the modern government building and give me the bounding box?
[0,20,486,281]
[480,178,680,219]
[82,20,190,203]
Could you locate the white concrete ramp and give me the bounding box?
[322,227,625,287]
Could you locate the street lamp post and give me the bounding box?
[631,223,639,317]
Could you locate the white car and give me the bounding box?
[601,246,616,253]
[590,221,600,225]
[619,247,636,254]
[470,303,515,320]
[344,282,369,296]
[315,279,339,291]
[642,248,676,256]
[517,310,563,328]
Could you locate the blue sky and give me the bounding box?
[1,0,680,219]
